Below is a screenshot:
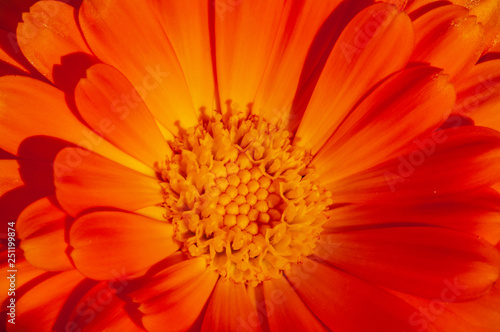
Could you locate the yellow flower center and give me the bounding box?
[161,110,332,286]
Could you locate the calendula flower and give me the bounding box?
[1,0,500,331]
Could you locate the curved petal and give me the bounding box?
[132,258,218,332]
[7,270,85,332]
[324,189,500,245]
[454,59,500,132]
[410,5,485,80]
[75,63,171,168]
[17,1,97,87]
[153,0,214,111]
[262,277,326,332]
[65,281,144,332]
[0,75,153,175]
[328,126,500,203]
[79,0,198,134]
[17,196,73,271]
[70,211,178,280]
[317,226,500,301]
[54,148,164,217]
[201,280,262,332]
[312,66,455,182]
[295,3,415,153]
[285,259,421,331]
[214,0,284,110]
[252,0,341,124]
[0,159,21,194]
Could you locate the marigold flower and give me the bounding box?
[1,0,500,331]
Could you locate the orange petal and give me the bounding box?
[0,159,22,194]
[328,126,500,203]
[252,0,341,124]
[17,196,73,271]
[295,3,414,153]
[79,0,198,134]
[0,75,153,175]
[411,5,485,80]
[285,259,420,331]
[70,211,178,280]
[214,0,284,109]
[54,147,164,217]
[317,226,500,301]
[8,270,85,332]
[312,66,455,183]
[324,189,500,245]
[132,258,218,332]
[202,280,262,332]
[454,59,500,132]
[75,63,171,168]
[17,1,97,88]
[153,0,214,111]
[262,277,326,332]
[0,28,30,74]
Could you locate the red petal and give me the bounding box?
[202,280,262,332]
[262,277,326,332]
[54,148,163,217]
[312,66,455,182]
[317,226,500,300]
[132,257,218,332]
[70,211,178,280]
[285,259,420,331]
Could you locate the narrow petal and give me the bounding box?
[312,66,455,182]
[327,126,500,202]
[8,270,85,332]
[214,0,284,109]
[202,280,262,332]
[17,1,96,88]
[454,59,500,132]
[132,258,218,332]
[17,196,73,271]
[317,227,500,300]
[325,189,500,245]
[262,277,326,332]
[411,5,484,80]
[285,259,421,331]
[70,211,178,280]
[253,0,341,124]
[79,0,198,134]
[0,76,153,175]
[75,63,171,168]
[153,0,214,111]
[295,3,415,153]
[54,148,164,217]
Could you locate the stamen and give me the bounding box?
[161,110,332,286]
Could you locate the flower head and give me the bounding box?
[1,0,500,331]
